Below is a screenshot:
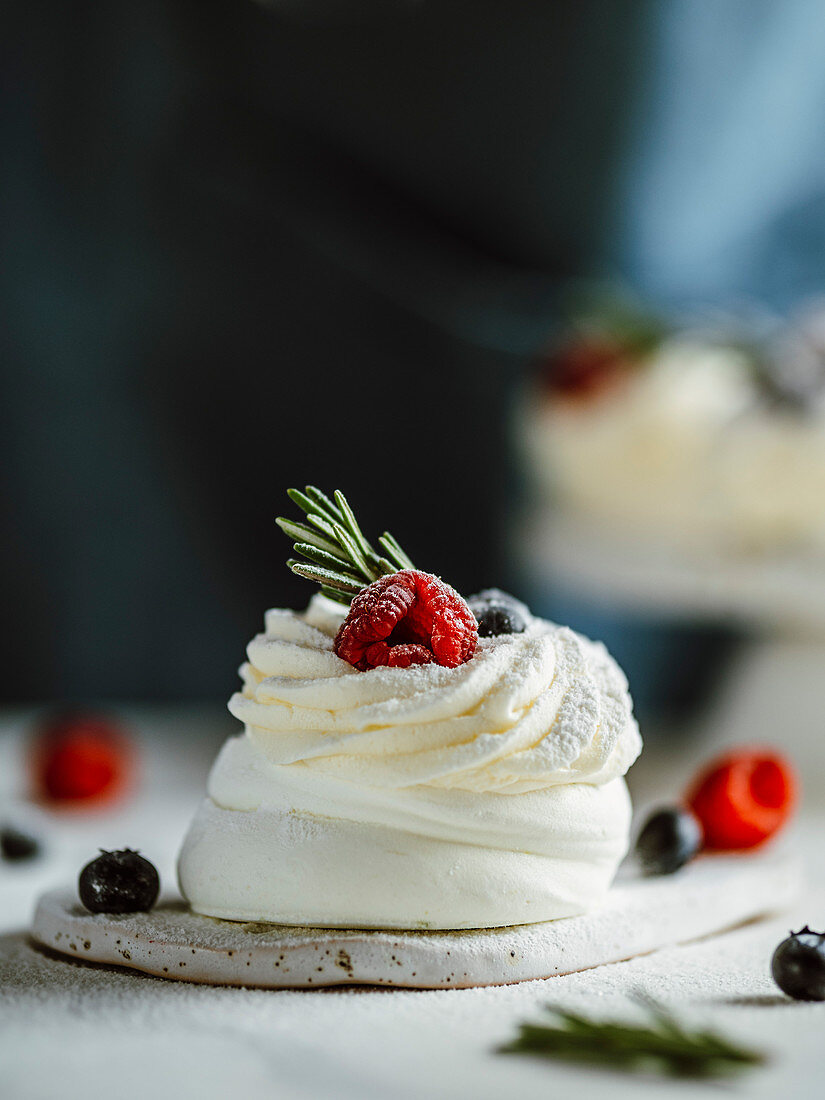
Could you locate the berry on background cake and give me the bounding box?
[177,486,642,930]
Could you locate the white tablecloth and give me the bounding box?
[2,706,823,1100]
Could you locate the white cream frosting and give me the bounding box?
[178,596,641,929]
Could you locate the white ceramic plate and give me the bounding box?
[30,849,800,990]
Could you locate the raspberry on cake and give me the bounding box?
[334,570,477,670]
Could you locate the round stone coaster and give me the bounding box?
[31,850,800,990]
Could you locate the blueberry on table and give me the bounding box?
[771,927,825,1001]
[78,849,160,914]
[1,825,40,862]
[467,589,531,638]
[635,807,703,875]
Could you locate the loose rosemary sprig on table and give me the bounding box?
[498,1000,766,1079]
[276,486,416,605]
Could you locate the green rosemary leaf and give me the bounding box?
[307,512,339,542]
[303,485,345,526]
[275,518,341,558]
[365,548,384,570]
[330,522,375,582]
[293,542,354,575]
[287,488,325,519]
[379,532,415,571]
[498,1005,766,1079]
[279,485,419,600]
[333,490,375,561]
[286,560,364,594]
[319,585,352,606]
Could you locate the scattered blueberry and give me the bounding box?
[467,589,531,638]
[771,927,825,1001]
[635,806,703,875]
[1,825,40,862]
[759,306,825,413]
[78,849,160,914]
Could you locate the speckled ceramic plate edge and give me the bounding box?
[30,851,801,989]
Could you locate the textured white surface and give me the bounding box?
[32,849,800,989]
[2,707,824,1100]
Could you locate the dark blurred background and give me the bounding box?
[4,0,825,704]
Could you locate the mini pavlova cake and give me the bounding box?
[178,488,641,930]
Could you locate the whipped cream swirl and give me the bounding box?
[228,597,638,795]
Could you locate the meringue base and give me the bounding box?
[177,778,632,930]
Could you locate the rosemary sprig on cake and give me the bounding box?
[276,485,479,671]
[277,486,415,606]
[499,1000,765,1079]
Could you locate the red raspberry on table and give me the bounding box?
[686,748,797,851]
[30,712,135,807]
[334,570,478,671]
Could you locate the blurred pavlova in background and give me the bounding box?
[523,296,825,558]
